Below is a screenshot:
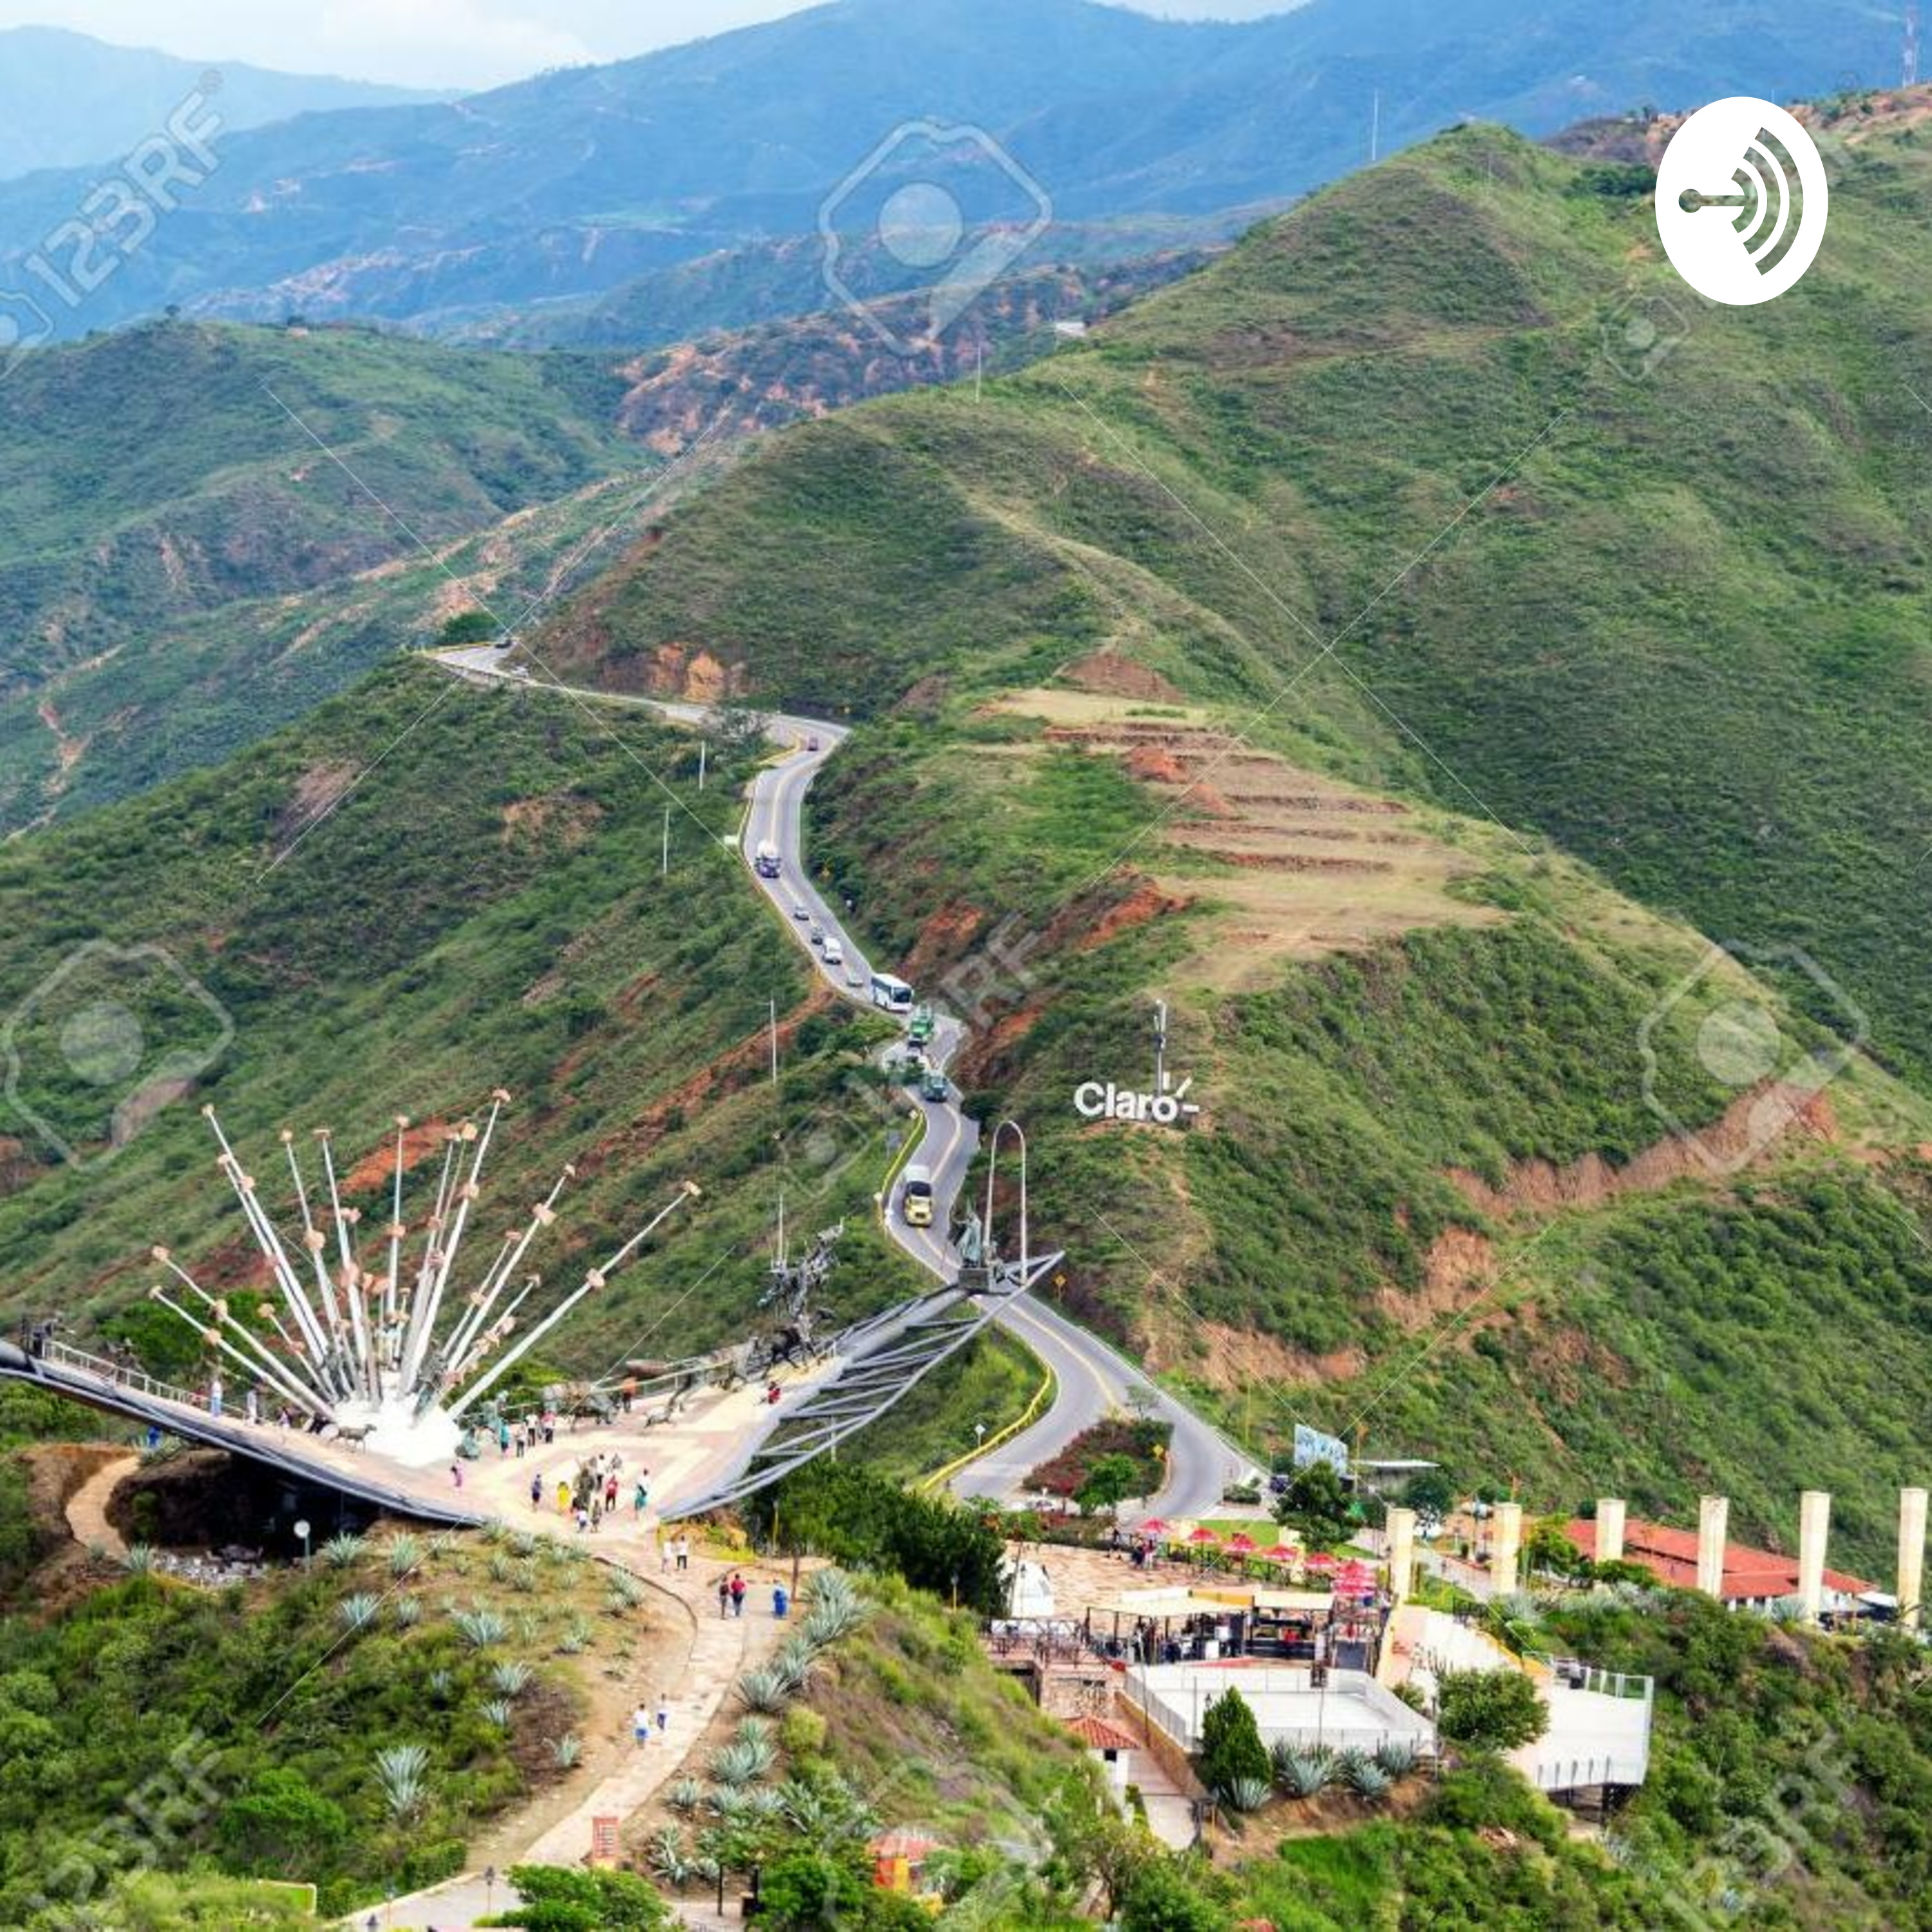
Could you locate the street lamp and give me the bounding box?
[974,1420,987,1448]
[982,1120,1028,1293]
[294,1519,311,1571]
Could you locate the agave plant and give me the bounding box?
[392,1594,423,1629]
[735,1665,793,1715]
[453,1607,509,1650]
[338,1591,382,1633]
[120,1544,156,1577]
[488,1552,515,1586]
[511,1531,540,1560]
[551,1733,583,1770]
[320,1533,366,1570]
[1345,1760,1393,1802]
[1226,1776,1273,1814]
[735,1714,777,1753]
[805,1569,860,1616]
[490,1660,535,1698]
[706,1785,753,1824]
[481,1699,514,1730]
[774,1634,820,1691]
[1273,1748,1335,1799]
[666,1777,703,1815]
[1372,1738,1420,1779]
[608,1571,645,1609]
[386,1533,423,1579]
[426,1668,455,1702]
[372,1743,430,1823]
[709,1736,775,1787]
[645,1824,690,1884]
[509,1560,540,1595]
[556,1619,591,1656]
[744,1786,788,1824]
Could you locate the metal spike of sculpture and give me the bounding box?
[151,1098,699,1464]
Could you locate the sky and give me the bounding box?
[0,1,1302,91]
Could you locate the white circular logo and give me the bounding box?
[1656,97,1828,307]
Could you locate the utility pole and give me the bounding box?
[1909,3,1922,87]
[1154,1000,1168,1097]
[662,806,671,876]
[769,999,779,1086]
[697,741,707,791]
[1370,88,1381,164]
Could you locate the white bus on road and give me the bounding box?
[870,972,914,1014]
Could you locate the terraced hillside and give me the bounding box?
[532,98,1932,1568]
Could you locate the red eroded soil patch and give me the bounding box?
[341,1119,455,1193]
[1447,1084,1837,1217]
[1061,650,1186,703]
[1072,878,1188,953]
[1124,745,1190,784]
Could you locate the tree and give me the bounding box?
[220,1768,348,1877]
[1435,1668,1548,1754]
[1198,1688,1271,1800]
[1523,1517,1586,1580]
[488,1865,668,1929]
[1043,1769,1155,1917]
[1273,1459,1354,1547]
[1118,1855,1234,1932]
[757,1850,869,1931]
[437,609,498,647]
[1076,1453,1141,1520]
[1400,1468,1457,1531]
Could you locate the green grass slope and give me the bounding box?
[0,321,647,831]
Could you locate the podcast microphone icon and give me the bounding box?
[1656,97,1828,306]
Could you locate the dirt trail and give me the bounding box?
[62,1453,137,1560]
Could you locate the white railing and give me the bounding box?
[39,1338,204,1411]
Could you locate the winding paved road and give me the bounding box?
[439,647,1257,1515]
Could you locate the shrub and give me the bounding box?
[1436,1667,1548,1754]
[494,1864,670,1927]
[372,1743,430,1822]
[779,1705,828,1756]
[1198,1689,1271,1800]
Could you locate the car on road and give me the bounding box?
[791,901,808,920]
[807,735,820,752]
[920,1069,949,1103]
[844,963,866,989]
[824,940,844,967]
[808,923,826,948]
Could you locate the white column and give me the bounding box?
[1696,1495,1728,1600]
[1797,1490,1830,1625]
[1490,1502,1522,1596]
[1596,1499,1627,1566]
[1900,1488,1927,1634]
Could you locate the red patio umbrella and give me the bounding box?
[1137,1519,1170,1538]
[1188,1526,1222,1545]
[1259,1542,1300,1565]
[1226,1532,1259,1553]
[1335,1560,1377,1597]
[1304,1551,1340,1574]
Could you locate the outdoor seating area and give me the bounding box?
[1083,1577,1391,1674]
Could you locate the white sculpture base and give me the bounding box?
[350,1399,464,1470]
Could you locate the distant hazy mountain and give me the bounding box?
[0,26,448,179]
[0,0,1900,339]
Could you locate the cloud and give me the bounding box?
[312,0,597,88]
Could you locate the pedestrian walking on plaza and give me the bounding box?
[773,1584,789,1620]
[729,1572,746,1618]
[632,1703,650,1748]
[529,1472,542,1510]
[717,1577,730,1618]
[605,1473,619,1513]
[676,1534,690,1571]
[574,1505,590,1535]
[655,1692,669,1739]
[451,1463,463,1490]
[497,1419,510,1455]
[590,1495,603,1530]
[557,1479,571,1515]
[634,1478,649,1519]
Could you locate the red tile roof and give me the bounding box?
[1065,1715,1139,1752]
[1565,1517,1874,1601]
